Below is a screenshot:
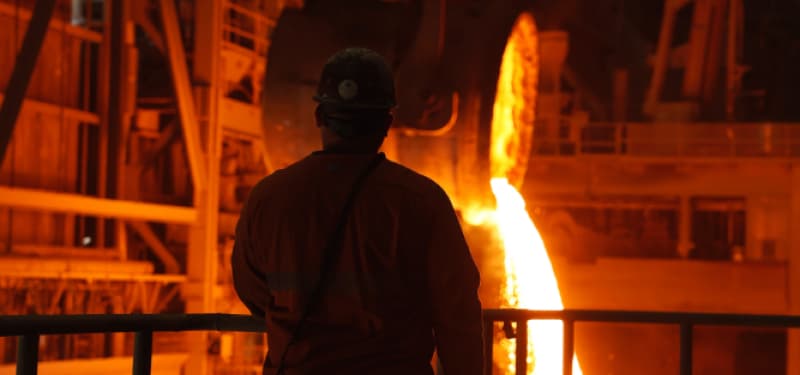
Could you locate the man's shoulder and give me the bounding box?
[244,160,304,202]
[379,160,449,200]
[252,155,315,187]
[247,156,451,203]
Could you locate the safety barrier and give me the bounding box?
[482,309,800,375]
[2,310,800,375]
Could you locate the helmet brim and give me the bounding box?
[312,95,396,110]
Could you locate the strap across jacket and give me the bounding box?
[274,153,386,374]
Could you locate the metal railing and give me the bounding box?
[222,0,274,58]
[2,310,800,375]
[0,314,265,375]
[531,120,800,159]
[483,309,800,375]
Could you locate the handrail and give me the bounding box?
[2,310,800,375]
[531,120,800,158]
[0,313,265,336]
[483,308,800,326]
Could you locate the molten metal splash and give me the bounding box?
[490,178,582,375]
[476,11,583,375]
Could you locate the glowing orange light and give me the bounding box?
[467,12,583,375]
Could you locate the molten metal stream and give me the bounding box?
[490,178,582,375]
[477,12,583,375]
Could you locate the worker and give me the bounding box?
[231,47,484,375]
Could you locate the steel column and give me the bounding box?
[183,0,223,374]
[157,0,208,188]
[15,335,39,375]
[0,0,57,166]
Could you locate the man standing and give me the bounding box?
[232,47,483,375]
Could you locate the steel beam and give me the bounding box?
[682,0,713,99]
[0,93,100,124]
[0,0,58,167]
[644,0,692,115]
[0,186,197,224]
[157,0,207,188]
[0,271,186,283]
[128,221,182,274]
[132,3,166,54]
[725,0,743,120]
[0,2,102,43]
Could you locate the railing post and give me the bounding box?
[16,334,39,375]
[133,330,153,375]
[483,318,495,375]
[563,319,574,375]
[680,323,693,375]
[515,320,528,375]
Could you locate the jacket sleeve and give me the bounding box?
[427,190,484,375]
[231,185,270,319]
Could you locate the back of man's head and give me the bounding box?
[313,48,396,143]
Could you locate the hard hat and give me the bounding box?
[313,47,397,110]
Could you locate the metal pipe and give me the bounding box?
[395,93,459,137]
[0,186,197,224]
[16,334,39,375]
[133,331,153,375]
[680,323,694,375]
[515,320,528,375]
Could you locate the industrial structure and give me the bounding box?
[0,0,799,374]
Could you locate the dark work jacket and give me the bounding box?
[231,151,483,375]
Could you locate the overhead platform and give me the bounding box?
[0,257,174,281]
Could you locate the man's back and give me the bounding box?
[232,152,483,375]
